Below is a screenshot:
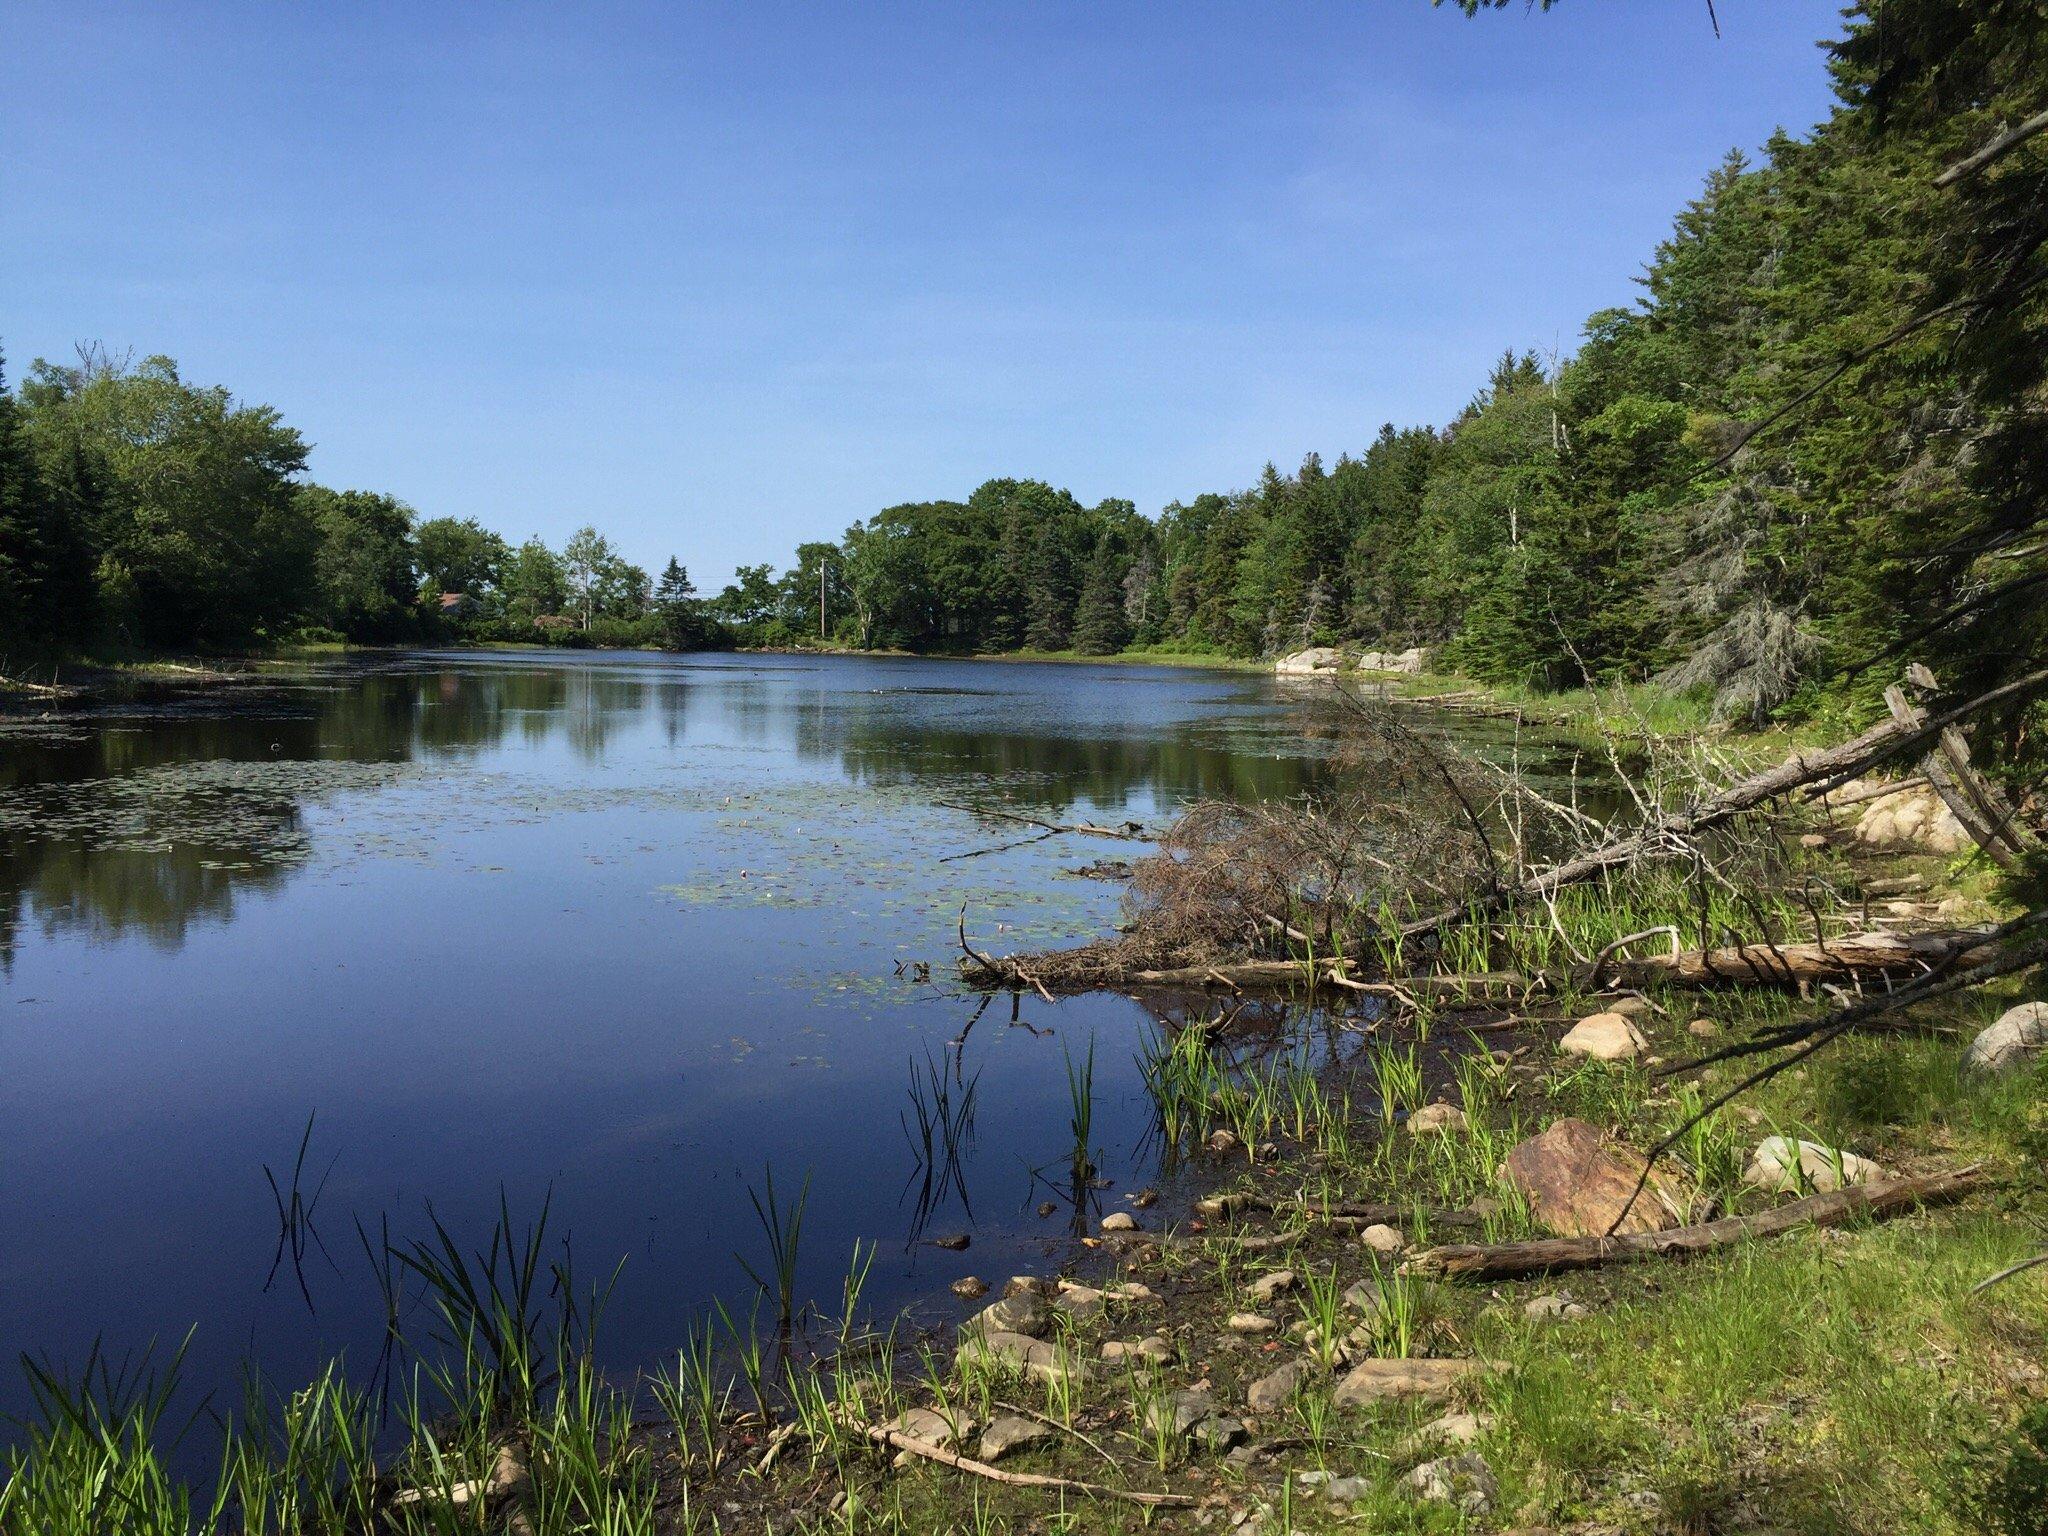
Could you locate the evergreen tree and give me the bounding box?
[0,355,96,658]
[1071,534,1130,655]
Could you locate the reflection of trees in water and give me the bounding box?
[0,664,666,962]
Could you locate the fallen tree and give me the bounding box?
[1401,1166,1982,1281]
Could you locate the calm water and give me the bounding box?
[0,650,1570,1423]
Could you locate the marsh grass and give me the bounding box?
[736,1165,811,1335]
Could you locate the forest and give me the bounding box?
[4,2,2043,738]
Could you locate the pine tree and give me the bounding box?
[654,556,701,648]
[0,356,95,659]
[1071,536,1129,655]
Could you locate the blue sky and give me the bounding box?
[3,1,1847,585]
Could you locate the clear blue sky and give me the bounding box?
[3,1,1845,586]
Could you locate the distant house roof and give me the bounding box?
[438,591,473,613]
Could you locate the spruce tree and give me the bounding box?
[0,356,95,659]
[1071,536,1129,655]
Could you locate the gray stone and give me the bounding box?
[977,1414,1052,1463]
[1246,1359,1310,1413]
[1406,1102,1467,1136]
[1394,1411,1488,1461]
[1523,1292,1589,1321]
[1965,1002,2048,1075]
[1406,1453,1496,1515]
[1100,1335,1172,1366]
[1099,1211,1140,1233]
[960,1290,1048,1339]
[1275,647,1344,676]
[1247,1269,1297,1302]
[1333,1357,1487,1408]
[1360,1223,1405,1255]
[1324,1475,1374,1503]
[1195,1416,1247,1454]
[1145,1387,1218,1442]
[1745,1136,1885,1194]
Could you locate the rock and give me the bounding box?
[1361,1223,1406,1255]
[1004,1275,1054,1297]
[1687,1017,1719,1039]
[891,1406,974,1449]
[1965,1002,2048,1074]
[1132,1187,1159,1208]
[1246,1359,1310,1412]
[1604,994,1654,1018]
[1275,647,1345,676]
[1197,1417,1248,1453]
[1745,1136,1885,1194]
[1406,1452,1497,1515]
[1799,832,1830,850]
[1406,1102,1467,1136]
[960,1291,1048,1339]
[1324,1475,1374,1502]
[1206,1129,1241,1154]
[1332,1357,1488,1407]
[1099,1211,1140,1233]
[1145,1387,1223,1443]
[1559,1011,1648,1062]
[930,1233,970,1251]
[1036,1200,1058,1217]
[1357,646,1427,675]
[1100,1335,1172,1366]
[1342,1279,1382,1315]
[950,1276,989,1300]
[1226,1312,1277,1334]
[956,1331,1087,1386]
[1857,784,1967,853]
[1247,1269,1297,1302]
[1523,1293,1588,1321]
[1502,1117,1685,1238]
[978,1414,1052,1462]
[1395,1411,1488,1460]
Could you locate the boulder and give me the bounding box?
[1964,1002,2048,1075]
[1501,1117,1685,1238]
[1856,784,1967,853]
[1099,1210,1140,1233]
[1406,1452,1497,1515]
[955,1330,1086,1386]
[977,1415,1052,1463]
[1357,647,1427,675]
[1275,647,1345,676]
[1145,1387,1232,1445]
[1745,1136,1885,1194]
[1332,1357,1486,1408]
[1406,1102,1468,1136]
[1246,1359,1310,1413]
[891,1406,975,1449]
[1559,1011,1648,1062]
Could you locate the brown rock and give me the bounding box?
[1501,1117,1684,1238]
[1332,1357,1489,1407]
[1559,1012,1647,1061]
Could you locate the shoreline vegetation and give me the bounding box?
[6,658,2047,1534]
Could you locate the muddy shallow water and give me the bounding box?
[0,649,1590,1423]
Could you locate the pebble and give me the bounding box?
[1226,1312,1278,1334]
[1246,1269,1297,1302]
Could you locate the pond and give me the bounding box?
[0,649,1588,1426]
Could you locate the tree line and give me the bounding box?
[0,345,728,662]
[746,1,2046,727]
[5,2,2041,735]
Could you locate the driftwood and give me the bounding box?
[1402,1166,1982,1281]
[1883,680,2029,870]
[936,801,1147,841]
[1199,1191,1485,1229]
[862,1424,1195,1508]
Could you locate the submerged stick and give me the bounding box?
[1403,1167,1982,1281]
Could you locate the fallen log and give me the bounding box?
[862,1424,1195,1508]
[1401,1166,1982,1281]
[1398,667,2048,944]
[1594,927,1997,991]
